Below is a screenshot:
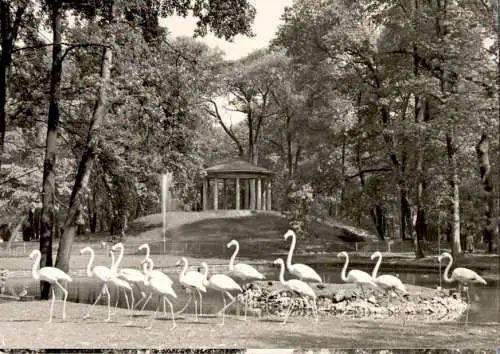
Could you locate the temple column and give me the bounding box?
[223,179,228,209]
[262,187,267,210]
[266,180,272,210]
[256,178,261,210]
[244,179,249,209]
[213,178,218,210]
[202,178,208,211]
[249,179,255,210]
[235,177,240,210]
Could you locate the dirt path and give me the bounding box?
[0,301,498,349]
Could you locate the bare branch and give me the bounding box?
[347,167,392,179]
[205,99,244,156]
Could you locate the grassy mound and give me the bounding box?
[127,210,377,260]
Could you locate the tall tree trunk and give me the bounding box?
[370,205,386,241]
[339,130,347,216]
[446,133,462,257]
[55,34,113,273]
[413,95,427,258]
[476,133,495,253]
[39,0,63,300]
[400,189,412,241]
[356,138,385,240]
[0,1,26,172]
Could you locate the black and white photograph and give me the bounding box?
[0,0,499,351]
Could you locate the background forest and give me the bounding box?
[0,0,498,285]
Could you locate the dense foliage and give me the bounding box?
[0,0,498,262]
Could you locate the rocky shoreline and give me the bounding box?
[241,281,469,322]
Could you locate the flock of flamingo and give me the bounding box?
[27,229,487,327]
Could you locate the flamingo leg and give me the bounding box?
[217,292,238,315]
[218,292,227,326]
[113,286,120,313]
[84,283,107,319]
[464,286,471,327]
[147,295,161,329]
[194,295,198,321]
[175,291,193,315]
[243,288,248,321]
[360,284,367,299]
[282,297,296,324]
[393,290,408,326]
[139,292,153,312]
[162,293,168,317]
[105,285,111,322]
[47,287,56,324]
[53,280,69,321]
[164,296,176,329]
[310,297,318,322]
[129,288,135,318]
[197,289,203,317]
[134,289,147,310]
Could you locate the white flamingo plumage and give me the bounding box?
[370,251,408,296]
[29,250,72,323]
[108,250,134,320]
[138,243,173,284]
[200,262,242,326]
[227,239,265,320]
[284,230,322,283]
[438,252,487,303]
[137,243,173,312]
[139,257,175,314]
[338,251,377,298]
[110,243,147,310]
[273,258,318,324]
[176,257,207,321]
[142,258,177,329]
[80,246,114,321]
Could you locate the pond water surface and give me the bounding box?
[3,263,499,324]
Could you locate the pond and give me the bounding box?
[3,263,499,324]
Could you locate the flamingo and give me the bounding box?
[80,246,114,321]
[226,239,265,320]
[141,258,177,329]
[200,262,242,326]
[338,251,377,299]
[273,258,318,324]
[370,251,408,296]
[284,230,322,283]
[138,243,173,284]
[108,249,134,321]
[28,250,72,323]
[176,257,207,321]
[438,252,487,303]
[139,257,175,314]
[111,243,147,311]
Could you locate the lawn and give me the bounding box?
[0,301,498,349]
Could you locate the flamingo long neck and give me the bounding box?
[442,254,453,283]
[179,259,188,282]
[229,242,239,271]
[148,258,155,272]
[145,245,150,259]
[278,260,286,285]
[202,263,208,280]
[85,250,94,277]
[340,254,349,282]
[31,252,41,280]
[113,245,124,272]
[109,251,115,272]
[286,233,296,269]
[143,261,152,285]
[372,254,382,279]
